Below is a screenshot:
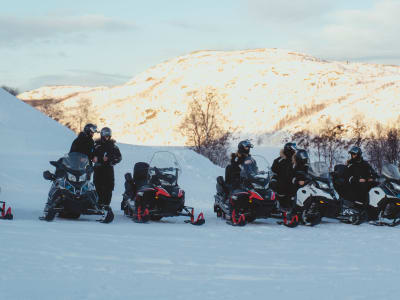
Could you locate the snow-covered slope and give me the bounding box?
[2,89,400,300]
[18,48,400,146]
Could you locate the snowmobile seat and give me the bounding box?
[225,164,241,186]
[133,162,150,183]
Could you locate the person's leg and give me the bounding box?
[103,189,113,206]
[96,185,106,206]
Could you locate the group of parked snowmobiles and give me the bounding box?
[39,150,204,225]
[213,141,400,228]
[4,123,400,229]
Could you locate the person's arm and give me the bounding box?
[110,145,122,166]
[69,138,78,153]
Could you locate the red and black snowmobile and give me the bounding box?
[122,151,205,225]
[0,186,13,220]
[214,155,276,226]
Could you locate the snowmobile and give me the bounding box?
[122,151,205,225]
[367,163,400,227]
[0,186,13,220]
[40,152,114,223]
[330,163,373,225]
[214,155,276,226]
[288,161,341,227]
[297,161,400,227]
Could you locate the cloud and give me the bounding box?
[244,0,335,23]
[307,0,400,62]
[0,14,136,47]
[24,69,131,91]
[166,20,218,32]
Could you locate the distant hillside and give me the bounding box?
[18,48,400,146]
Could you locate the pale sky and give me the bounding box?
[1,0,399,92]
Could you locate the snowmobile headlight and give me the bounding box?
[253,183,266,189]
[78,174,87,182]
[391,182,400,192]
[64,180,75,193]
[160,179,173,186]
[80,183,89,193]
[67,173,76,182]
[316,181,329,189]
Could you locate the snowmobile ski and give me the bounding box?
[0,201,13,220]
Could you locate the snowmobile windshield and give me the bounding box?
[61,152,90,173]
[252,155,270,173]
[149,151,181,185]
[381,164,400,181]
[309,161,330,179]
[247,155,270,188]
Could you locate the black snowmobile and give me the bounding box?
[40,152,114,223]
[0,186,13,220]
[122,151,205,225]
[214,155,276,226]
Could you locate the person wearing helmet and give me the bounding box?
[283,149,310,227]
[291,149,310,187]
[69,123,98,161]
[93,127,122,206]
[345,146,377,207]
[270,142,297,210]
[224,140,255,193]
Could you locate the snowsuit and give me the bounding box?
[345,158,377,205]
[270,150,295,209]
[69,132,95,160]
[287,163,310,216]
[224,153,245,191]
[93,138,122,206]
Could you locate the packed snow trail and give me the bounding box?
[1,89,399,300]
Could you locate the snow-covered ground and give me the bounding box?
[1,88,400,300]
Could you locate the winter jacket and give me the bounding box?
[69,132,95,160]
[346,158,377,185]
[93,138,122,190]
[292,164,309,186]
[225,153,244,187]
[270,150,294,195]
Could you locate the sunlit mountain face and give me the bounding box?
[18,48,400,146]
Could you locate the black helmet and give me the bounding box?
[294,149,309,167]
[100,127,112,138]
[283,142,297,158]
[83,123,97,136]
[349,146,362,156]
[349,146,362,160]
[238,140,253,155]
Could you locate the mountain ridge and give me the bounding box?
[18,48,400,146]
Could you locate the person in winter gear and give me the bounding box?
[270,142,297,209]
[291,149,310,187]
[226,140,254,187]
[345,146,377,205]
[93,127,122,206]
[69,123,98,161]
[284,149,310,227]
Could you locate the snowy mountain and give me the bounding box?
[2,88,400,300]
[18,48,400,146]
